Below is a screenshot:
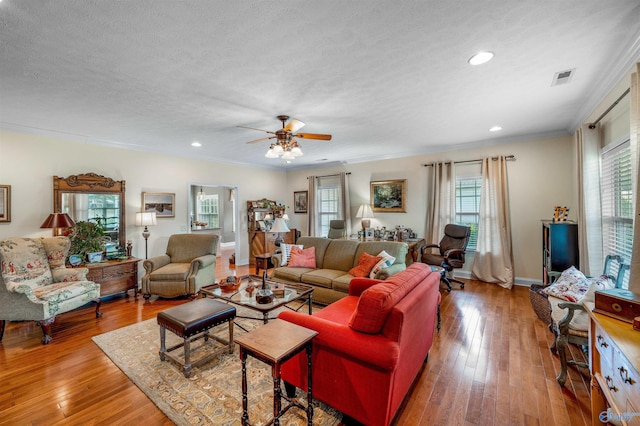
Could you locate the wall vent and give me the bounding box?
[551,68,575,86]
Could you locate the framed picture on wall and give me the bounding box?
[142,192,175,218]
[294,191,308,213]
[370,179,406,213]
[0,185,11,223]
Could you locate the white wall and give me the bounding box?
[0,130,289,266]
[283,135,576,284]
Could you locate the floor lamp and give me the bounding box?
[135,212,157,259]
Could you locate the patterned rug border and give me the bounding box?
[93,319,188,425]
[92,306,341,426]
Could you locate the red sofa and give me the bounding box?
[277,262,441,426]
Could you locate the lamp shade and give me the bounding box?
[40,212,75,229]
[135,212,157,227]
[356,204,374,219]
[270,217,290,233]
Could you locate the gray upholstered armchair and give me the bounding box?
[0,237,102,344]
[327,220,346,239]
[141,234,218,299]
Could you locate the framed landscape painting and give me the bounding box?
[0,185,10,222]
[142,192,175,218]
[294,191,308,213]
[371,179,406,213]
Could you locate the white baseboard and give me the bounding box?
[454,270,541,287]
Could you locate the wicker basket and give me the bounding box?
[529,284,552,327]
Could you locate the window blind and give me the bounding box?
[600,138,633,286]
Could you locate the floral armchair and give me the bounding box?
[0,237,102,344]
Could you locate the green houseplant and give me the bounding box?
[68,218,107,263]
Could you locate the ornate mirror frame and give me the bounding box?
[53,173,126,248]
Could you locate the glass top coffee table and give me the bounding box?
[199,275,314,325]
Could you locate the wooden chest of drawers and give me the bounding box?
[85,258,141,297]
[588,303,640,425]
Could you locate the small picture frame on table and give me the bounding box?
[365,227,375,240]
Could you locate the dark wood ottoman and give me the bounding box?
[157,298,236,378]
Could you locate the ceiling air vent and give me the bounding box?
[551,68,575,86]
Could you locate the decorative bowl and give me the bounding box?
[219,276,241,293]
[69,254,83,267]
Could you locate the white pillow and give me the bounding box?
[280,243,303,266]
[369,250,396,278]
[541,266,589,302]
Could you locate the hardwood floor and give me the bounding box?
[0,250,591,425]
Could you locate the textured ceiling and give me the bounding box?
[1,1,640,170]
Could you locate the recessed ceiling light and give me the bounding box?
[191,141,201,147]
[468,51,494,65]
[489,126,502,132]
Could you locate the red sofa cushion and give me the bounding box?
[348,264,428,334]
[348,252,382,277]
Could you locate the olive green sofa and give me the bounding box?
[270,236,408,305]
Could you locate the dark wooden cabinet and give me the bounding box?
[542,221,579,284]
[249,230,297,265]
[85,258,141,297]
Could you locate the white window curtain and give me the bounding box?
[628,63,640,293]
[471,156,514,288]
[307,175,317,236]
[425,162,456,245]
[340,172,352,233]
[575,124,603,276]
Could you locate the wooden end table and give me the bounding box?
[254,252,272,276]
[234,319,318,426]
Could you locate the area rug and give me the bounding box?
[92,306,341,426]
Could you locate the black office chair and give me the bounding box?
[421,224,471,291]
[327,220,346,239]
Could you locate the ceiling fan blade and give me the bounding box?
[237,125,276,135]
[295,133,332,140]
[246,136,275,144]
[284,118,305,133]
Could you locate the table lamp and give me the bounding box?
[356,204,374,231]
[135,212,157,259]
[270,217,290,247]
[40,212,76,235]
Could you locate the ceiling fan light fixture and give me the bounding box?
[265,146,279,158]
[282,150,295,160]
[291,146,303,157]
[273,144,284,154]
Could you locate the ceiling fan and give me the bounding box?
[239,115,332,160]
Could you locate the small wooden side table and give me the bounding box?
[234,319,318,426]
[254,252,272,276]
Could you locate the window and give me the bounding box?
[601,138,633,287]
[197,194,219,228]
[455,177,481,250]
[315,175,341,237]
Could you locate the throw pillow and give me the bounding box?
[369,250,397,278]
[541,266,590,302]
[348,252,383,278]
[288,246,316,268]
[280,243,303,266]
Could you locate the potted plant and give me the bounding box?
[68,218,107,263]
